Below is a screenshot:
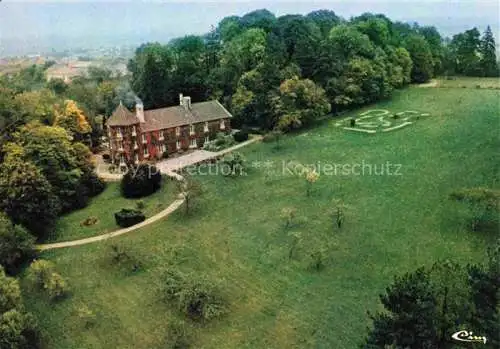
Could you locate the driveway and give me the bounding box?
[156,150,217,173]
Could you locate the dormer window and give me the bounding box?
[176,127,181,136]
[220,119,225,130]
[204,122,209,133]
[189,124,195,135]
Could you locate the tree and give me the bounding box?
[0,146,61,236]
[176,176,203,215]
[0,214,35,274]
[468,243,500,346]
[28,259,69,301]
[11,123,95,212]
[0,266,41,349]
[404,34,434,83]
[449,28,482,76]
[54,99,92,142]
[128,43,176,109]
[480,26,498,77]
[363,261,472,348]
[418,26,444,74]
[363,255,499,349]
[327,24,375,60]
[304,169,320,196]
[14,89,59,125]
[306,10,340,37]
[277,77,330,130]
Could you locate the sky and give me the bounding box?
[0,0,499,56]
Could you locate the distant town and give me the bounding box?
[0,45,134,81]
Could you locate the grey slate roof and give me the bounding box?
[107,103,139,126]
[107,100,232,131]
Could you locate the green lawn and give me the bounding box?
[47,177,176,242]
[22,85,499,349]
[436,76,500,89]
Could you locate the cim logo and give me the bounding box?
[452,330,487,344]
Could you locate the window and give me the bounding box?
[119,141,124,150]
[204,135,209,143]
[134,154,139,163]
[204,122,209,133]
[143,146,149,156]
[189,124,195,135]
[116,127,123,138]
[142,133,147,143]
[220,119,225,130]
[176,127,181,136]
[189,138,197,148]
[176,140,181,150]
[159,143,165,153]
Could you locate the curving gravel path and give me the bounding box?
[36,137,261,251]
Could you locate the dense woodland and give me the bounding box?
[0,8,498,349]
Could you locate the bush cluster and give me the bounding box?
[163,269,226,321]
[28,259,69,301]
[233,129,249,142]
[114,209,146,228]
[120,164,162,198]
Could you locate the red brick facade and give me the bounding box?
[108,118,231,165]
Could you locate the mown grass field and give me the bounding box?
[436,76,500,89]
[47,178,176,242]
[22,82,499,349]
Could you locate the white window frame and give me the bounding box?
[176,127,181,136]
[204,122,209,133]
[220,119,225,130]
[204,135,209,143]
[159,143,165,153]
[189,138,197,148]
[176,140,181,150]
[142,133,147,143]
[189,124,195,135]
[143,146,149,157]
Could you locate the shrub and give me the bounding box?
[75,304,96,329]
[136,200,146,210]
[114,209,146,228]
[162,151,169,159]
[121,164,162,198]
[163,269,226,321]
[219,152,246,176]
[109,243,143,272]
[80,216,98,227]
[233,130,249,142]
[45,272,69,300]
[0,214,35,274]
[165,319,191,349]
[28,260,69,300]
[203,133,235,151]
[350,118,356,126]
[108,165,116,173]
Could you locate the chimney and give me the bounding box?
[136,100,145,123]
[184,96,191,110]
[179,93,184,106]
